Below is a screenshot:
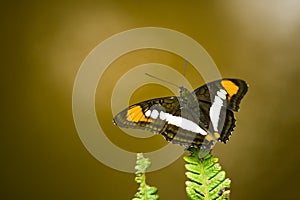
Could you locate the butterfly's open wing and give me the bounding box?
[113,78,248,149]
[193,79,248,143]
[113,96,209,148]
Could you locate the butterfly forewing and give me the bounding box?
[193,79,248,112]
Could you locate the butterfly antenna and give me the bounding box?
[145,73,181,89]
[182,59,188,87]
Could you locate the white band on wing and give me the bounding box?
[145,109,207,136]
[210,89,227,132]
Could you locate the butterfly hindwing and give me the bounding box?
[219,108,236,143]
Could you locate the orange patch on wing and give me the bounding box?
[205,132,220,142]
[214,132,220,139]
[126,106,152,122]
[221,80,239,99]
[205,134,213,142]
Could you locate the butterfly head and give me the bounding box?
[179,86,190,97]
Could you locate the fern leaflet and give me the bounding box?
[132,153,159,200]
[184,148,231,200]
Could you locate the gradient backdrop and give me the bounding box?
[2,1,300,199]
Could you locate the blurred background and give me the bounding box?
[2,1,300,199]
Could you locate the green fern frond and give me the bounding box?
[132,153,159,200]
[184,148,231,200]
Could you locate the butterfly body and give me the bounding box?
[113,78,248,151]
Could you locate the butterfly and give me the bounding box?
[113,78,248,153]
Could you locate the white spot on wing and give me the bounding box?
[217,89,227,100]
[151,110,159,119]
[159,111,166,120]
[220,89,227,95]
[145,110,151,117]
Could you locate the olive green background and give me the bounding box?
[2,1,300,199]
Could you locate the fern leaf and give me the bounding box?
[184,148,231,200]
[132,153,159,200]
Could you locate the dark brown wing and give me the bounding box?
[113,95,209,148]
[113,78,248,147]
[193,79,248,112]
[193,78,248,143]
